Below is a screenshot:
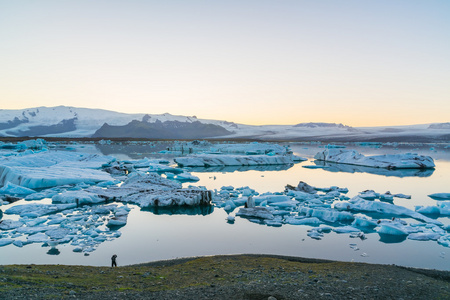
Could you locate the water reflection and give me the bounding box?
[46,247,60,255]
[310,161,435,177]
[142,205,214,216]
[185,164,294,173]
[378,233,407,243]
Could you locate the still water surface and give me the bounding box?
[1,142,449,270]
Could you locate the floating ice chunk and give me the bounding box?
[27,232,49,243]
[20,139,47,150]
[408,232,442,241]
[438,235,450,247]
[226,214,235,223]
[351,217,378,228]
[13,240,24,247]
[88,173,212,207]
[0,151,114,189]
[285,216,322,226]
[307,228,325,239]
[376,223,408,236]
[0,238,14,247]
[286,190,317,201]
[349,243,359,251]
[253,195,291,205]
[25,188,59,201]
[359,190,379,200]
[428,193,450,200]
[299,207,354,223]
[268,200,298,209]
[5,203,77,217]
[174,154,295,167]
[52,191,105,205]
[45,228,70,240]
[147,163,183,174]
[291,181,317,194]
[415,206,441,215]
[209,142,287,155]
[393,193,411,199]
[0,219,24,230]
[175,172,200,182]
[335,196,442,226]
[265,218,283,227]
[314,148,435,169]
[0,182,36,196]
[437,201,450,215]
[333,226,361,234]
[236,207,274,219]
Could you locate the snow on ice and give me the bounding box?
[314,148,435,169]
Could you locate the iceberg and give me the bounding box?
[52,191,105,205]
[335,196,442,226]
[285,216,322,226]
[408,232,442,241]
[0,219,24,230]
[87,173,213,208]
[299,207,354,223]
[376,223,409,236]
[174,154,295,167]
[0,151,114,189]
[236,207,274,219]
[428,193,450,200]
[311,160,434,177]
[0,239,14,247]
[5,203,77,217]
[0,182,36,196]
[314,148,435,169]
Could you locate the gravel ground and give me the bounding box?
[0,254,449,299]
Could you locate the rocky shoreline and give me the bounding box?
[1,254,449,299]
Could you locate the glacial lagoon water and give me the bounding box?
[0,141,449,270]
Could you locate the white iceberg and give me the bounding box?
[236,207,274,219]
[0,151,114,189]
[52,191,105,205]
[314,148,435,169]
[335,196,442,226]
[376,223,409,236]
[0,219,24,230]
[0,238,14,247]
[0,182,36,196]
[174,154,295,167]
[428,193,450,200]
[87,173,213,207]
[5,203,77,217]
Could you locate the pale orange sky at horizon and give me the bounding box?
[1,1,449,127]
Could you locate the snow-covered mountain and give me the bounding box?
[0,106,449,142]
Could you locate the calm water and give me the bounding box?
[1,141,449,270]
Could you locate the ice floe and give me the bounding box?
[174,154,297,167]
[314,148,435,169]
[0,151,114,189]
[87,172,212,208]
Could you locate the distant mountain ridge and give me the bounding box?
[0,106,449,142]
[92,119,232,139]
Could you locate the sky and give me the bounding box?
[0,1,449,127]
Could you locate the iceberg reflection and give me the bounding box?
[185,164,294,173]
[143,205,214,216]
[311,161,434,177]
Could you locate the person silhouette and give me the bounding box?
[111,254,117,267]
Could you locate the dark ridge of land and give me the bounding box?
[0,254,449,299]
